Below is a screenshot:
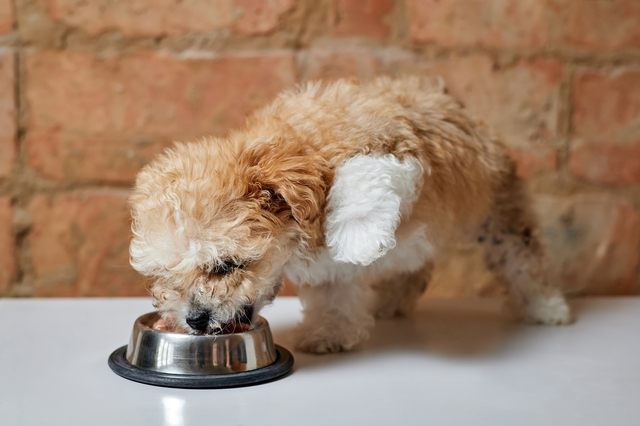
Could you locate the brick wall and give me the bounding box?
[0,0,639,298]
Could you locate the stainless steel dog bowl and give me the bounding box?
[108,312,293,388]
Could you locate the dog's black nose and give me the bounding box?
[186,310,211,332]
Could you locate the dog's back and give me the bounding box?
[251,76,513,241]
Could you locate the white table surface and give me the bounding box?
[1,296,639,426]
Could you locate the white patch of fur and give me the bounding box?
[365,224,434,280]
[325,154,423,266]
[284,222,434,286]
[525,295,572,326]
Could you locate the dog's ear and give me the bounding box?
[245,136,332,244]
[325,154,423,266]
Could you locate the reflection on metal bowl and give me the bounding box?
[126,312,277,375]
[108,311,294,388]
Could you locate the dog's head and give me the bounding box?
[129,133,331,334]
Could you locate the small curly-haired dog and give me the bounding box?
[130,77,571,353]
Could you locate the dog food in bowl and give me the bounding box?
[151,318,251,334]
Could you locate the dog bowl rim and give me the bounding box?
[109,344,294,388]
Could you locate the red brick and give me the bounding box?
[557,1,640,51]
[536,194,640,295]
[570,144,640,186]
[29,191,147,297]
[426,55,562,179]
[0,197,15,292]
[408,0,640,51]
[305,48,381,81]
[508,150,557,180]
[0,50,16,178]
[232,0,296,35]
[44,0,295,37]
[25,51,297,183]
[0,0,13,34]
[329,0,394,38]
[571,69,640,185]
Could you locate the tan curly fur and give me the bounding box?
[130,76,571,352]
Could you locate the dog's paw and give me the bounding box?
[292,322,369,354]
[524,295,573,326]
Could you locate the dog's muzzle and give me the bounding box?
[186,305,254,334]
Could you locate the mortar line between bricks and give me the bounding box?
[286,0,317,51]
[19,19,640,68]
[388,0,410,46]
[563,66,576,184]
[47,41,640,68]
[635,244,640,294]
[555,64,575,185]
[9,39,26,296]
[10,0,16,32]
[409,44,640,66]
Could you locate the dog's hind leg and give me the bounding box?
[371,262,433,319]
[477,173,572,325]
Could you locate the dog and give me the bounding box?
[129,76,572,353]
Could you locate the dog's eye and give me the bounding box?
[209,261,244,276]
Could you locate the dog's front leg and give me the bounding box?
[291,154,422,353]
[293,279,374,354]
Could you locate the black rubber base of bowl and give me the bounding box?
[108,344,294,389]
